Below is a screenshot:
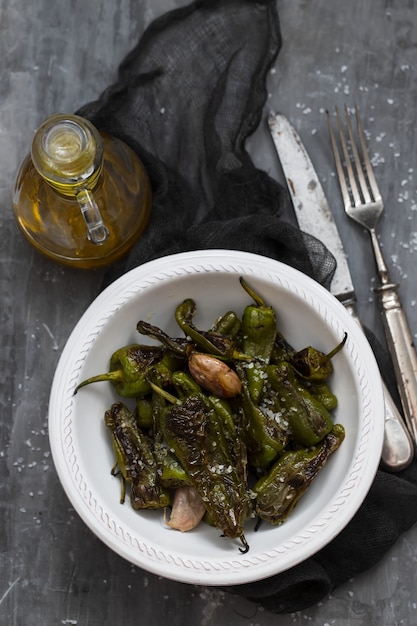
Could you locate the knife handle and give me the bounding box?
[375,281,417,455]
[344,302,414,471]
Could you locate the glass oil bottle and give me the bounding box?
[13,113,152,269]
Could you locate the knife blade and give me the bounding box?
[268,112,414,471]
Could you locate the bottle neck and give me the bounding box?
[31,114,104,197]
[30,114,109,244]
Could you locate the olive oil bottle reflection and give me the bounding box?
[13,114,152,269]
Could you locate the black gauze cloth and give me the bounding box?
[77,0,417,614]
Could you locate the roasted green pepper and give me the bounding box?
[74,344,168,397]
[159,392,250,553]
[153,442,191,489]
[306,381,338,411]
[206,394,237,440]
[174,298,249,360]
[239,277,277,403]
[253,424,345,525]
[236,362,288,469]
[136,397,154,429]
[104,401,170,509]
[270,330,296,364]
[267,362,334,446]
[210,310,241,339]
[290,333,347,381]
[172,370,202,398]
[239,277,277,361]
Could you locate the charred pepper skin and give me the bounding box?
[290,333,348,381]
[271,331,296,364]
[267,361,334,447]
[74,343,173,397]
[160,393,250,552]
[104,402,170,509]
[254,424,345,525]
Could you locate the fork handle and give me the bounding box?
[375,280,417,452]
[345,303,414,470]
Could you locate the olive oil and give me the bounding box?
[13,114,152,269]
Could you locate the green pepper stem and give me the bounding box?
[74,370,124,394]
[148,381,181,405]
[239,276,267,307]
[321,332,348,364]
[137,320,186,356]
[238,534,250,554]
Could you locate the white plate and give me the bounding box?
[48,250,384,586]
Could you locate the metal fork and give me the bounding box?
[327,104,417,452]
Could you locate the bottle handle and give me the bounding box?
[76,189,109,244]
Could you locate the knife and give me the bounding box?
[268,112,414,471]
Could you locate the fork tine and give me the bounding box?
[326,110,351,207]
[344,105,372,205]
[327,107,360,208]
[353,104,382,204]
[335,106,363,207]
